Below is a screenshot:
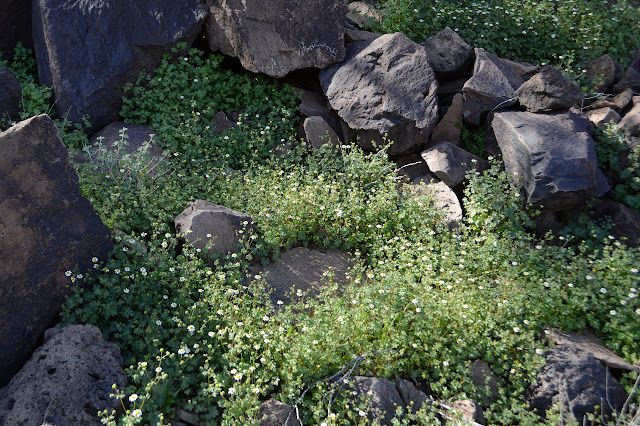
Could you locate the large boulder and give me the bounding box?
[489,110,609,211]
[174,200,252,261]
[249,247,353,305]
[462,48,523,127]
[526,344,627,423]
[0,115,112,387]
[0,325,126,426]
[32,0,208,132]
[0,0,33,52]
[320,33,439,156]
[515,66,585,112]
[0,66,21,121]
[420,27,474,81]
[204,0,347,77]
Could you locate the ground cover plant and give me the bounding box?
[1,4,639,425]
[368,0,640,87]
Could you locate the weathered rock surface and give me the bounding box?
[548,328,639,372]
[174,200,252,260]
[421,141,488,187]
[205,0,346,77]
[395,154,432,182]
[490,110,609,211]
[527,344,628,422]
[304,116,340,148]
[0,66,21,121]
[257,399,301,426]
[516,66,585,112]
[0,115,112,387]
[619,101,640,137]
[590,199,640,247]
[462,48,523,127]
[0,0,33,52]
[347,376,405,425]
[347,1,383,27]
[320,33,439,156]
[420,27,474,81]
[586,107,621,128]
[32,0,207,132]
[396,378,429,415]
[249,247,353,305]
[611,55,640,94]
[431,92,463,145]
[402,181,463,228]
[0,324,126,426]
[470,360,499,399]
[585,54,624,93]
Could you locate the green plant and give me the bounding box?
[457,121,487,158]
[369,0,640,75]
[594,123,640,210]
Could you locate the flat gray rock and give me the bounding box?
[420,141,488,187]
[249,247,353,305]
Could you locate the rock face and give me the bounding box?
[431,93,463,145]
[303,116,340,148]
[515,66,585,112]
[321,33,439,156]
[490,110,609,211]
[527,344,627,423]
[585,54,623,93]
[420,27,474,81]
[0,324,126,426]
[32,0,208,132]
[0,0,33,52]
[249,247,353,305]
[0,66,22,121]
[256,399,301,426]
[0,115,112,387]
[462,48,523,127]
[421,141,488,187]
[204,0,347,77]
[174,200,252,260]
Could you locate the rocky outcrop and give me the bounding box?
[420,27,474,81]
[174,200,252,261]
[0,325,126,426]
[32,0,207,132]
[204,0,347,78]
[527,344,628,423]
[489,110,609,211]
[462,48,523,127]
[0,66,21,121]
[0,115,112,387]
[515,66,585,112]
[249,247,353,305]
[320,33,439,156]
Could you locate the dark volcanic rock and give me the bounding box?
[32,0,208,132]
[0,0,33,52]
[420,27,473,81]
[490,109,609,211]
[0,115,112,387]
[0,325,126,426]
[204,0,347,77]
[320,33,439,156]
[0,66,22,121]
[516,66,585,112]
